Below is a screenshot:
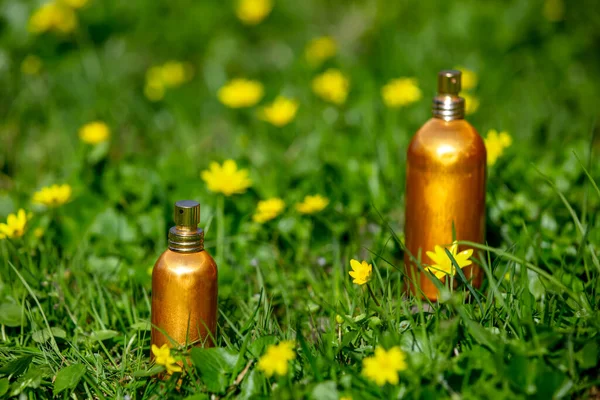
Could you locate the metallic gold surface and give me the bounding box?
[169,200,204,253]
[404,117,486,300]
[151,248,218,351]
[433,70,465,121]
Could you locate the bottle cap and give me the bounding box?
[432,69,465,121]
[168,200,204,253]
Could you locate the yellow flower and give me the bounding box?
[79,121,110,145]
[455,66,478,91]
[151,344,182,375]
[543,0,564,22]
[34,227,45,238]
[296,195,329,214]
[28,2,77,34]
[312,69,349,105]
[484,129,512,166]
[425,242,473,280]
[143,62,193,101]
[201,160,252,196]
[144,81,165,102]
[348,259,372,285]
[253,198,285,223]
[381,78,422,108]
[0,209,29,240]
[33,184,72,207]
[305,36,337,67]
[236,0,273,25]
[160,61,188,88]
[21,55,43,75]
[462,92,479,115]
[257,341,296,377]
[362,346,407,386]
[218,79,264,108]
[260,96,299,127]
[57,0,88,8]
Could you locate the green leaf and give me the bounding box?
[133,365,163,377]
[130,321,151,331]
[239,369,262,400]
[31,327,67,343]
[183,395,209,400]
[0,355,34,376]
[247,335,277,358]
[89,330,119,342]
[0,304,25,327]
[310,381,339,400]
[191,347,239,394]
[0,378,8,396]
[577,341,599,370]
[53,364,87,396]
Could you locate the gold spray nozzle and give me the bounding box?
[174,200,200,230]
[432,69,465,121]
[169,200,204,253]
[437,70,461,95]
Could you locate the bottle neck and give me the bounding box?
[168,226,204,253]
[432,94,465,121]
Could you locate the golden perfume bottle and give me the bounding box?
[151,200,218,353]
[404,70,486,300]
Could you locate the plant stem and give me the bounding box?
[217,195,225,268]
[366,283,381,307]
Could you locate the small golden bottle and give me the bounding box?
[404,70,486,301]
[151,200,218,353]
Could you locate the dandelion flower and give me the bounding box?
[454,66,478,91]
[305,36,337,67]
[33,184,72,207]
[151,344,182,375]
[201,160,252,196]
[362,346,407,386]
[381,78,422,108]
[160,61,188,88]
[312,69,349,105]
[485,129,512,166]
[296,195,329,214]
[0,209,29,240]
[253,198,285,223]
[28,2,77,34]
[348,259,372,285]
[21,55,43,75]
[260,96,299,127]
[257,341,296,377]
[462,92,479,115]
[425,241,473,280]
[218,79,264,108]
[79,121,110,144]
[236,0,273,25]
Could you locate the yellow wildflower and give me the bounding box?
[348,259,372,285]
[362,346,407,386]
[218,79,264,108]
[151,344,182,375]
[34,227,45,238]
[257,341,296,377]
[454,66,478,91]
[28,2,77,34]
[57,0,88,8]
[296,195,329,214]
[543,0,564,22]
[484,129,512,166]
[33,184,72,207]
[160,61,188,88]
[312,69,349,105]
[381,78,422,108]
[21,55,43,75]
[425,241,473,280]
[462,92,479,115]
[260,96,299,127]
[0,209,29,240]
[79,121,110,144]
[143,62,192,101]
[201,160,252,196]
[144,81,165,102]
[253,198,285,223]
[305,36,337,67]
[236,0,273,25]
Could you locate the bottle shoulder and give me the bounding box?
[408,118,486,168]
[153,248,218,278]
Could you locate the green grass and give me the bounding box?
[1,0,600,398]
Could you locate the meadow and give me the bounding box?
[1,0,600,398]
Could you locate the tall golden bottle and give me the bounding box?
[151,200,218,354]
[404,70,486,301]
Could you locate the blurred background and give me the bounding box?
[0,0,599,279]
